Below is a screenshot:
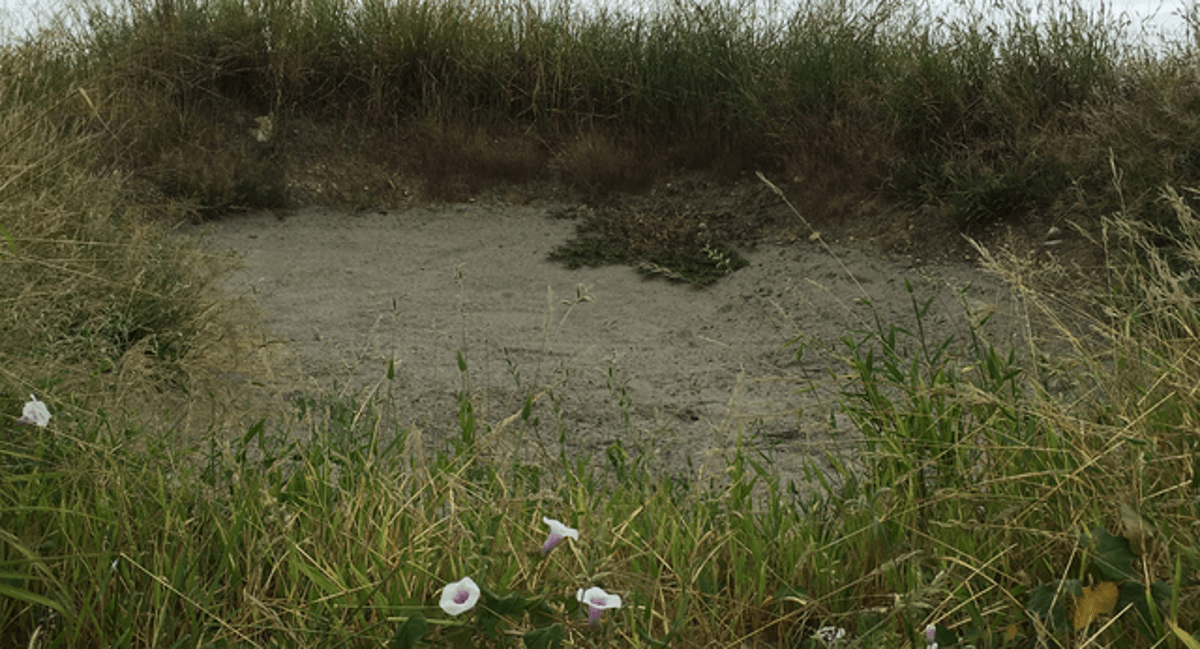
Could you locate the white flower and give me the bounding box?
[18,394,50,427]
[814,626,846,644]
[541,517,579,555]
[925,624,938,649]
[576,586,621,626]
[439,576,480,616]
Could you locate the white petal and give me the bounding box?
[20,395,51,427]
[439,576,481,616]
[543,517,579,540]
[577,586,621,609]
[814,626,847,644]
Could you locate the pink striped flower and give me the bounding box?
[576,586,621,626]
[541,517,578,556]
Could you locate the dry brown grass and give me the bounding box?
[0,50,301,442]
[412,118,550,201]
[558,130,659,197]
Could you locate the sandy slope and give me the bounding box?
[181,201,1026,483]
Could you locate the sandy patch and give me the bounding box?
[181,201,1025,483]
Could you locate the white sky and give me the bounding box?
[0,0,1193,46]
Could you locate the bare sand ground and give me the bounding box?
[180,200,1029,484]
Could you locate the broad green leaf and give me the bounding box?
[388,613,428,649]
[931,624,957,647]
[524,624,565,649]
[1085,526,1139,582]
[1028,579,1080,632]
[1118,580,1173,640]
[478,608,501,637]
[490,592,529,616]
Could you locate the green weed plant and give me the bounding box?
[3,0,1200,646]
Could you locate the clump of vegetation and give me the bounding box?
[0,49,223,420]
[28,0,1200,231]
[548,205,752,285]
[2,0,1200,645]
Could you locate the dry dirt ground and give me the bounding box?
[178,179,1081,484]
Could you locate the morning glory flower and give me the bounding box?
[541,517,579,555]
[576,586,621,626]
[814,626,846,645]
[439,576,480,616]
[18,394,50,427]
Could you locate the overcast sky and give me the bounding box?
[1,0,1193,46]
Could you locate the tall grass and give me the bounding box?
[0,42,221,421]
[4,213,1198,645]
[22,0,1194,218]
[2,0,1200,646]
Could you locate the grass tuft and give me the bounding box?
[2,0,1200,645]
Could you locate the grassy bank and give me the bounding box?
[3,234,1199,646]
[2,0,1200,646]
[20,0,1200,222]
